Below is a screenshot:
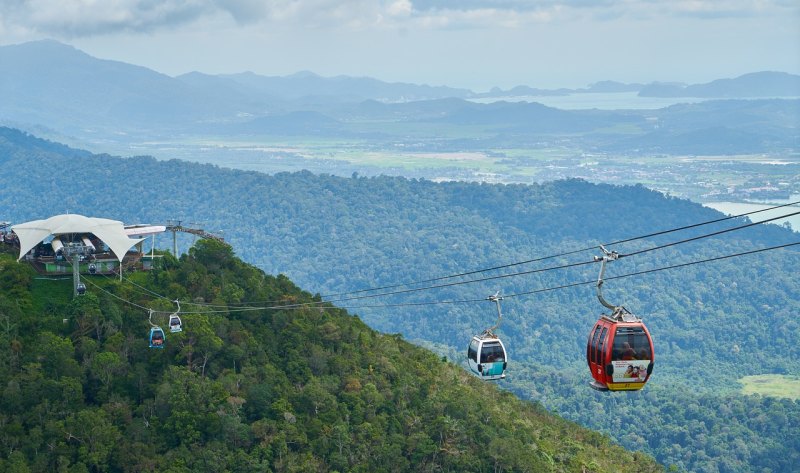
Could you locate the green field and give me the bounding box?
[739,374,800,400]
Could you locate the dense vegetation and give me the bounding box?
[1,128,799,471]
[0,241,661,472]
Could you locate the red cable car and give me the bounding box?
[587,247,654,392]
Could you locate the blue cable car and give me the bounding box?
[149,326,166,349]
[467,293,508,381]
[467,335,507,380]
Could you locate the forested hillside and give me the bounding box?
[0,241,661,472]
[1,128,799,471]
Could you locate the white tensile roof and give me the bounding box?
[11,214,144,263]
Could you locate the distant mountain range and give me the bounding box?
[0,40,797,156]
[638,71,800,98]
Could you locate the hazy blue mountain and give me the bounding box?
[0,40,468,137]
[436,100,644,132]
[584,80,645,93]
[0,39,253,132]
[174,70,282,110]
[2,40,796,157]
[472,81,645,98]
[221,70,472,102]
[601,99,800,154]
[639,72,800,98]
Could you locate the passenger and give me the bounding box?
[621,342,636,360]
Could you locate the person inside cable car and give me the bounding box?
[480,343,505,363]
[621,342,636,360]
[638,348,650,360]
[150,329,164,347]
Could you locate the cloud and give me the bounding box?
[0,0,796,38]
[0,0,215,36]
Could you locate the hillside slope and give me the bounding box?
[0,242,660,472]
[1,128,799,472]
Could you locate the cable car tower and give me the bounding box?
[165,220,227,255]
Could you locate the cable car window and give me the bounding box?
[480,343,505,363]
[612,327,650,361]
[597,327,608,365]
[590,325,602,364]
[468,340,479,362]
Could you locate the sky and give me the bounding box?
[1,0,799,91]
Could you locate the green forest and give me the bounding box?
[0,241,661,472]
[1,127,799,472]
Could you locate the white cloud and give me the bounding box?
[0,0,796,38]
[0,0,213,36]
[388,0,413,17]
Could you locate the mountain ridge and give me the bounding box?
[1,127,799,472]
[0,229,662,472]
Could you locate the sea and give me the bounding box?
[703,197,800,232]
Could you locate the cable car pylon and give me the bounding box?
[587,246,654,392]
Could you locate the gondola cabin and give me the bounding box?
[169,314,182,333]
[467,335,507,380]
[149,327,166,349]
[76,283,86,295]
[587,315,654,391]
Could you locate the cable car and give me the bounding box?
[467,293,508,380]
[149,327,165,349]
[168,300,182,333]
[468,335,507,380]
[587,247,654,391]
[168,314,182,333]
[76,283,86,295]
[587,313,654,391]
[88,263,97,274]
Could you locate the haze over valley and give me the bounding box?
[2,40,799,229]
[1,3,799,471]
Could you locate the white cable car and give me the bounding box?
[169,315,182,333]
[467,293,508,381]
[467,334,507,380]
[168,300,182,333]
